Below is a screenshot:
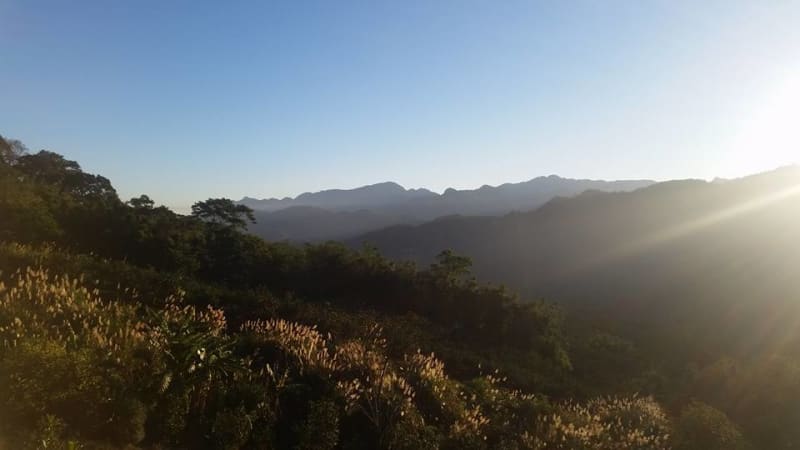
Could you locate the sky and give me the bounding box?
[1,0,799,211]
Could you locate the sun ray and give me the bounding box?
[581,180,800,270]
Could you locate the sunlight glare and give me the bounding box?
[729,71,800,175]
[577,181,800,272]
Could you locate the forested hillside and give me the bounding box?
[0,135,793,449]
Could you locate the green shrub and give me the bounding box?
[673,401,747,450]
[295,400,340,450]
[528,395,671,449]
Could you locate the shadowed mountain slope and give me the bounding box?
[352,167,800,349]
[247,206,410,242]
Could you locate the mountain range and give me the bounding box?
[241,176,654,241]
[350,166,800,354]
[240,181,436,212]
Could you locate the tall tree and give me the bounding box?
[191,198,255,230]
[128,194,155,210]
[430,249,473,285]
[0,135,28,166]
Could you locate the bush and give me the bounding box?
[528,395,671,449]
[673,401,747,450]
[0,264,680,450]
[296,400,340,450]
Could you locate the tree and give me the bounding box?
[16,150,81,185]
[0,174,62,242]
[0,135,28,166]
[128,194,155,210]
[15,150,117,202]
[430,250,473,284]
[64,172,117,201]
[191,198,255,230]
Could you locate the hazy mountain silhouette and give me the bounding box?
[352,166,800,326]
[240,182,436,212]
[241,177,653,241]
[385,176,654,220]
[247,206,410,242]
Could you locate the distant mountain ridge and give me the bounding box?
[240,182,437,212]
[383,176,654,219]
[240,176,655,241]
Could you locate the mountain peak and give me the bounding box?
[371,181,405,189]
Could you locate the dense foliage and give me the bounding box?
[0,134,791,448]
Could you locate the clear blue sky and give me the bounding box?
[2,1,799,211]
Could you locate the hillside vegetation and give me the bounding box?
[0,135,792,449]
